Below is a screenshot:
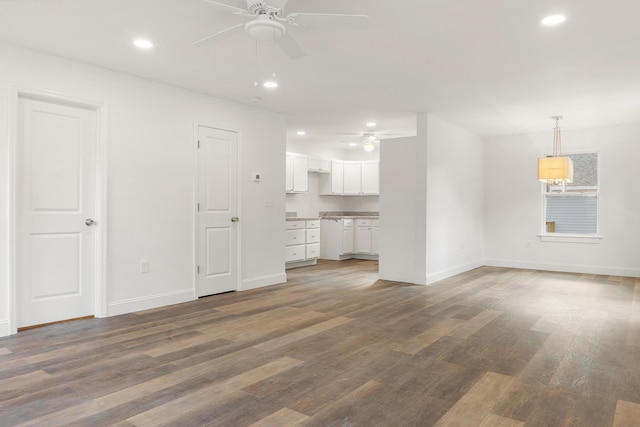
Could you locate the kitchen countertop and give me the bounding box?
[286,217,321,221]
[320,216,379,220]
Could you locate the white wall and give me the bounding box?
[379,135,425,283]
[0,42,286,336]
[484,123,640,277]
[426,114,485,283]
[379,114,484,285]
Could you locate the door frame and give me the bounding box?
[192,120,242,297]
[8,87,108,335]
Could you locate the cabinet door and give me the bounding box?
[355,226,372,253]
[292,154,308,192]
[372,226,379,254]
[319,159,331,172]
[285,153,293,192]
[361,161,379,195]
[342,226,354,254]
[331,160,344,194]
[343,161,362,195]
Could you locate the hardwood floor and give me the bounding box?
[1,260,639,426]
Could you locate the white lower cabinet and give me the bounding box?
[286,219,321,268]
[320,218,378,260]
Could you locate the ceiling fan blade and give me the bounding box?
[277,32,306,60]
[269,0,290,9]
[202,0,251,16]
[192,23,246,46]
[286,13,369,29]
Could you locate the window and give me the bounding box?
[543,152,599,235]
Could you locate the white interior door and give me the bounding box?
[16,96,97,328]
[197,125,238,297]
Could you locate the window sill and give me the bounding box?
[538,233,603,244]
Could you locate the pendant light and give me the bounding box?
[538,116,573,190]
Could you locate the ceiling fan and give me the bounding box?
[193,0,369,59]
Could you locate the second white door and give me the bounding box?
[197,126,239,296]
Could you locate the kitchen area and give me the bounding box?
[284,140,380,270]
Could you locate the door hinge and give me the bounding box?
[197,266,200,274]
[197,203,200,212]
[197,140,200,149]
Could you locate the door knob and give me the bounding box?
[85,218,96,226]
[231,217,239,223]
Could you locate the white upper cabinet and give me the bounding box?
[286,152,308,193]
[308,158,331,173]
[318,159,379,196]
[343,161,362,195]
[361,160,379,195]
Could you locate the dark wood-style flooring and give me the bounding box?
[1,260,640,426]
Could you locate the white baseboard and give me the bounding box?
[241,272,287,291]
[426,259,485,285]
[484,258,640,278]
[106,288,195,317]
[0,319,9,338]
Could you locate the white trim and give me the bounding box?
[484,258,640,278]
[106,289,194,317]
[241,273,287,291]
[8,87,108,335]
[0,319,9,338]
[426,259,485,285]
[538,233,603,244]
[193,121,242,296]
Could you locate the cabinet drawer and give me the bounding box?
[306,229,320,244]
[356,219,372,227]
[372,219,380,227]
[285,245,305,262]
[306,243,320,259]
[285,220,305,230]
[342,219,353,227]
[285,229,305,245]
[306,220,320,229]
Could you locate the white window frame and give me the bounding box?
[539,150,602,243]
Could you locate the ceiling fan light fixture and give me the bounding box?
[363,141,375,152]
[245,17,286,41]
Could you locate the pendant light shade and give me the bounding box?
[538,156,573,182]
[537,116,573,185]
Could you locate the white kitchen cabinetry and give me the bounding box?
[321,218,379,260]
[361,161,380,195]
[286,219,321,269]
[319,160,344,195]
[355,219,372,253]
[343,161,362,195]
[285,152,308,193]
[308,158,331,173]
[355,219,380,255]
[372,219,380,254]
[318,160,378,196]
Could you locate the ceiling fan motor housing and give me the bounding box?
[246,0,268,15]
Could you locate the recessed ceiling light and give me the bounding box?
[133,39,154,49]
[366,121,377,127]
[348,142,357,147]
[296,131,306,136]
[541,14,567,26]
[263,80,278,89]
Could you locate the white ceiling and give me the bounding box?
[2,0,640,148]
